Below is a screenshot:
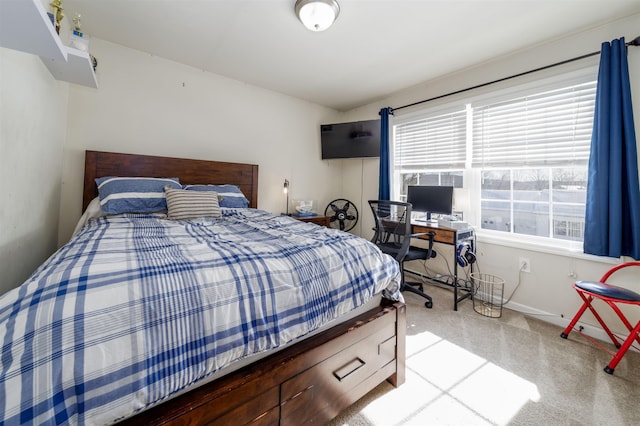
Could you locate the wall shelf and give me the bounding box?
[0,0,97,88]
[42,46,98,88]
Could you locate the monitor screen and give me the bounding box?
[406,185,454,221]
[320,119,380,159]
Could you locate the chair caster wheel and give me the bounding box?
[560,332,568,339]
[604,366,614,374]
[425,301,433,309]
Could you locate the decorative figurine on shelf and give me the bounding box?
[72,12,82,36]
[69,12,90,52]
[49,0,64,34]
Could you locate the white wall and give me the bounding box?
[0,47,68,295]
[58,38,344,243]
[342,13,640,336]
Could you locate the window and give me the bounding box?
[400,171,463,201]
[479,167,588,241]
[392,69,596,243]
[394,108,467,202]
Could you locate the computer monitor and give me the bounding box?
[406,185,454,222]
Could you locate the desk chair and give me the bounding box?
[560,261,640,374]
[369,200,436,309]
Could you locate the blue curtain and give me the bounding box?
[584,37,640,260]
[378,107,394,200]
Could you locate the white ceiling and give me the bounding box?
[63,0,640,111]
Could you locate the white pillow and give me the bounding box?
[71,197,103,238]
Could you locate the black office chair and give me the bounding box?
[369,200,436,309]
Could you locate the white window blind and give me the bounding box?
[394,109,467,170]
[472,81,596,168]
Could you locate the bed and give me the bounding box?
[0,150,406,425]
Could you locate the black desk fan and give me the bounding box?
[324,199,358,232]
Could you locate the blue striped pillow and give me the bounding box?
[183,184,250,208]
[96,177,181,214]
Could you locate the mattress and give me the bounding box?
[0,208,401,425]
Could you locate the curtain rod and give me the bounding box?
[393,35,640,113]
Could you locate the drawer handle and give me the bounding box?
[333,358,365,381]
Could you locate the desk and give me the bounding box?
[411,221,475,311]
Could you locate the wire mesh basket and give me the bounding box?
[471,273,505,318]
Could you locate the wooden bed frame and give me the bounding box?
[83,150,406,425]
[83,150,259,211]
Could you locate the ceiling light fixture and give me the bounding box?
[295,0,340,32]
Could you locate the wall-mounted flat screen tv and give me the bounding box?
[320,119,380,159]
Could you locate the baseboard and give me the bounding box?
[502,300,638,352]
[404,268,636,352]
[503,300,603,339]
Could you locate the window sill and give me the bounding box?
[475,229,619,264]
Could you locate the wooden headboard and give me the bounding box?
[83,151,259,211]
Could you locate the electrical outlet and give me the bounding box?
[519,257,531,273]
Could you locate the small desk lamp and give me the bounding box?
[283,179,290,215]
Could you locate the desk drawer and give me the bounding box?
[413,225,455,244]
[280,322,396,424]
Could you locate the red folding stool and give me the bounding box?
[560,261,640,374]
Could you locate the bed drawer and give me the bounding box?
[280,320,396,424]
[211,387,279,425]
[137,382,279,425]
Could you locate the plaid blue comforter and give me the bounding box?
[0,209,401,425]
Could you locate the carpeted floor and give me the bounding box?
[328,283,640,425]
